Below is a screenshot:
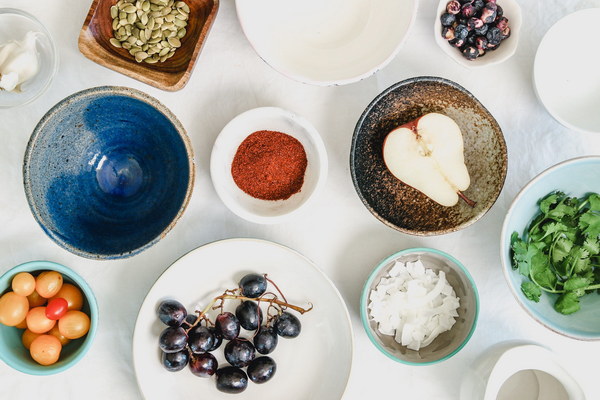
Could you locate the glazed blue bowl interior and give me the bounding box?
[24,87,193,259]
[501,157,600,340]
[0,261,99,375]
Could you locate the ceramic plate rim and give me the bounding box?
[132,237,354,399]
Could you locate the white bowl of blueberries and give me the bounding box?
[435,0,522,67]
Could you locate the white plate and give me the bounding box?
[235,0,417,85]
[534,8,600,134]
[133,238,353,400]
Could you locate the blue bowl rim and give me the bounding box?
[360,247,480,365]
[349,75,508,236]
[500,155,600,341]
[0,260,99,375]
[22,86,195,260]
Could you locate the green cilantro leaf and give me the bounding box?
[531,252,556,290]
[587,193,600,211]
[540,192,563,214]
[564,276,593,291]
[521,281,541,302]
[578,211,600,238]
[552,236,573,265]
[554,292,581,315]
[583,237,600,255]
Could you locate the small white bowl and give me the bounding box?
[210,107,328,224]
[0,8,58,108]
[534,8,600,134]
[235,0,418,86]
[434,0,522,68]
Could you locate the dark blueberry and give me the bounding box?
[496,16,509,31]
[466,34,477,46]
[159,326,188,353]
[180,313,198,330]
[157,299,187,327]
[495,4,503,19]
[442,26,455,40]
[446,0,461,14]
[449,38,465,48]
[467,17,484,30]
[481,2,497,23]
[189,353,218,377]
[474,23,489,36]
[500,26,511,39]
[216,367,248,394]
[188,325,215,354]
[440,12,456,27]
[486,42,498,51]
[274,312,301,338]
[475,36,488,50]
[253,326,278,354]
[472,0,484,11]
[457,17,469,26]
[486,26,502,46]
[454,24,469,40]
[161,349,189,372]
[462,46,479,60]
[215,312,240,340]
[224,338,256,368]
[461,3,476,18]
[247,356,277,384]
[208,326,223,351]
[477,47,486,57]
[239,273,267,298]
[235,301,263,331]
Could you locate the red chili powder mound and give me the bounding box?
[231,130,308,201]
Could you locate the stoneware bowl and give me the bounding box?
[361,248,479,365]
[23,86,194,259]
[235,0,417,85]
[534,8,600,134]
[0,8,58,108]
[500,156,600,340]
[78,0,219,91]
[210,107,328,224]
[434,0,522,68]
[351,76,507,235]
[0,261,99,375]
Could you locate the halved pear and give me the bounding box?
[382,113,473,207]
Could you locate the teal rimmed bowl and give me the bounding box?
[0,261,99,375]
[360,248,479,365]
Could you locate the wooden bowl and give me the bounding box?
[78,0,219,91]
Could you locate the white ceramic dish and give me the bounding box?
[434,0,521,68]
[235,0,417,85]
[210,107,328,224]
[0,8,58,108]
[534,8,600,134]
[132,238,353,400]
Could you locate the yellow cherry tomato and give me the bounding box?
[22,329,42,349]
[48,325,71,346]
[26,306,56,334]
[0,291,29,326]
[12,272,36,296]
[36,271,63,298]
[50,283,83,311]
[30,334,62,366]
[27,290,47,308]
[58,310,90,339]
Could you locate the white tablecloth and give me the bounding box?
[1,0,600,399]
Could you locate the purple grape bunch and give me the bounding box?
[156,273,312,394]
[440,0,511,60]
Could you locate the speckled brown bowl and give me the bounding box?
[350,76,507,235]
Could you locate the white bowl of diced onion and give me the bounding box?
[360,248,479,365]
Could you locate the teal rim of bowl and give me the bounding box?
[500,156,600,340]
[0,261,99,375]
[360,247,480,365]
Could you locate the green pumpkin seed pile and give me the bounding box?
[109,0,189,64]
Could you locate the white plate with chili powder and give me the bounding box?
[210,107,328,224]
[132,238,353,399]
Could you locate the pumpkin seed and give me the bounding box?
[109,38,122,48]
[173,19,186,28]
[167,37,181,48]
[127,36,138,44]
[142,1,150,12]
[127,13,136,24]
[119,10,126,19]
[158,47,170,56]
[123,5,137,13]
[112,19,119,30]
[165,14,175,22]
[135,51,149,62]
[122,42,132,49]
[145,57,158,64]
[129,46,141,54]
[110,6,118,18]
[175,12,186,20]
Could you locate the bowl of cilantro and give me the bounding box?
[501,156,600,340]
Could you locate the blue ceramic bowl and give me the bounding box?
[501,156,600,340]
[0,261,99,375]
[23,87,194,259]
[361,248,479,365]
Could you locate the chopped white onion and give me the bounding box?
[368,259,460,351]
